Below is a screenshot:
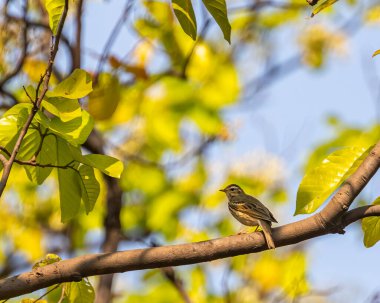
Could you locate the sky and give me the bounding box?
[81,0,380,301]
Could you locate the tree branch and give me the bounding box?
[1,141,380,300]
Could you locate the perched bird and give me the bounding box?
[220,184,278,249]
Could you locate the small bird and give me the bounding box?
[220,184,278,249]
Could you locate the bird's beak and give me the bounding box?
[219,189,226,192]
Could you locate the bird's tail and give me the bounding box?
[258,219,276,249]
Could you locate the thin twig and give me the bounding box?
[95,0,134,79]
[0,0,28,88]
[22,86,34,103]
[32,283,61,302]
[5,14,74,71]
[0,0,69,197]
[73,0,84,69]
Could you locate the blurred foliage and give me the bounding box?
[0,0,379,302]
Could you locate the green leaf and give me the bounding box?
[42,97,82,122]
[45,0,65,35]
[0,104,31,146]
[80,154,124,178]
[79,165,100,214]
[202,0,231,43]
[37,109,94,145]
[17,129,41,161]
[372,49,380,58]
[172,0,197,40]
[65,279,95,303]
[49,69,92,99]
[295,146,370,215]
[362,197,380,248]
[56,138,81,222]
[88,73,121,121]
[33,253,61,269]
[24,134,57,184]
[311,0,339,17]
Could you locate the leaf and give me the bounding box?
[79,165,100,214]
[33,253,61,269]
[24,134,57,184]
[372,49,380,58]
[65,279,95,303]
[80,154,124,178]
[42,97,82,122]
[362,197,380,248]
[37,109,94,145]
[56,138,81,222]
[17,129,41,161]
[311,0,339,17]
[49,69,93,99]
[202,0,231,43]
[88,73,121,121]
[172,0,197,40]
[44,0,65,35]
[295,146,370,215]
[0,104,31,146]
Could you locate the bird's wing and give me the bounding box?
[232,196,278,223]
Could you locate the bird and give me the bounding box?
[220,184,278,249]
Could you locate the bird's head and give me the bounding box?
[219,184,245,199]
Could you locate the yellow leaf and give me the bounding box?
[372,49,380,58]
[88,73,121,121]
[311,0,339,17]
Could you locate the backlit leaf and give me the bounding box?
[295,146,370,215]
[0,104,31,146]
[80,154,124,178]
[44,0,65,35]
[49,69,92,99]
[33,253,61,269]
[362,197,380,247]
[38,109,94,145]
[372,49,380,57]
[88,73,121,121]
[42,97,82,122]
[65,278,95,303]
[311,0,339,17]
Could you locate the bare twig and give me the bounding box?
[73,0,84,69]
[32,284,61,302]
[5,15,74,72]
[95,0,134,79]
[0,0,28,88]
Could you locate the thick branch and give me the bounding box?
[0,205,375,300]
[1,141,380,299]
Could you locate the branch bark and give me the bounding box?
[1,141,380,300]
